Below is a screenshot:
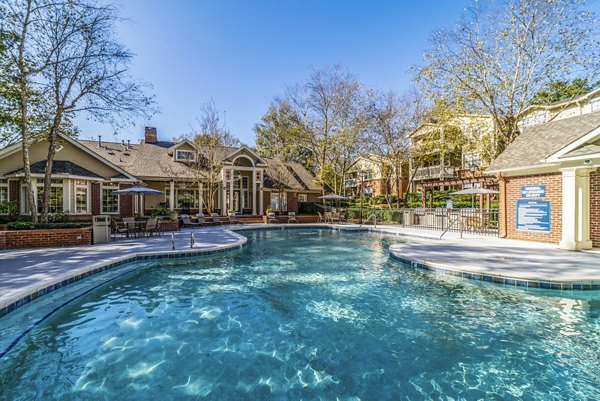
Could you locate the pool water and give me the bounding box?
[1,229,599,400]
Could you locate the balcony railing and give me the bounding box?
[412,165,456,181]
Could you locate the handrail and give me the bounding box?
[359,213,377,228]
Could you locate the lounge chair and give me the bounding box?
[288,212,298,223]
[196,214,215,226]
[267,212,278,224]
[228,214,241,224]
[317,212,324,223]
[210,213,225,225]
[111,219,128,239]
[181,215,202,228]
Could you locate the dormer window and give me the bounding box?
[176,150,195,162]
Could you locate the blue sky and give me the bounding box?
[75,0,469,146]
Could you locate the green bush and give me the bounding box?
[151,206,174,217]
[7,222,91,230]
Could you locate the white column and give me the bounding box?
[229,168,234,215]
[64,179,72,213]
[259,170,264,214]
[199,182,203,213]
[560,168,593,250]
[221,169,227,214]
[252,167,257,215]
[169,180,175,210]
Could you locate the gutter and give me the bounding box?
[497,172,507,238]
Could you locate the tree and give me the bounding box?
[366,89,427,207]
[414,0,600,157]
[529,78,600,105]
[179,100,240,214]
[256,65,369,194]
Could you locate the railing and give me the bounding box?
[359,213,377,228]
[341,207,499,236]
[412,165,456,181]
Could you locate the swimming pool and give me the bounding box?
[0,229,599,400]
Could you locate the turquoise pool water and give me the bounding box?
[1,229,599,400]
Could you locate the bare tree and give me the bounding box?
[36,1,155,222]
[414,0,600,157]
[180,100,240,214]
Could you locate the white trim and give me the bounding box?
[545,125,600,162]
[486,163,560,175]
[222,146,267,166]
[175,149,196,162]
[100,183,120,215]
[556,153,600,162]
[232,154,255,167]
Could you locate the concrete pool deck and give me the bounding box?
[1,223,600,316]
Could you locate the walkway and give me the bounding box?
[0,228,245,311]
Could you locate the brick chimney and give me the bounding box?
[144,127,157,143]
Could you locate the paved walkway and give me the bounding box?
[1,223,599,313]
[0,228,245,309]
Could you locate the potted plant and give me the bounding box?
[227,209,236,216]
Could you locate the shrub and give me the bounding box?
[6,222,92,230]
[151,206,174,217]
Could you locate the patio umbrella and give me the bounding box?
[112,186,164,216]
[450,188,499,208]
[318,194,349,210]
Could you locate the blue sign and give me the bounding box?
[521,185,546,198]
[516,200,551,233]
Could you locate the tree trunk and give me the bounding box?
[18,0,37,222]
[41,115,62,223]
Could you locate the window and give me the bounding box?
[298,194,308,203]
[270,192,287,212]
[36,179,64,214]
[176,188,199,209]
[462,152,481,169]
[521,112,545,127]
[176,150,195,161]
[0,179,8,206]
[591,98,600,113]
[74,180,89,214]
[102,183,119,214]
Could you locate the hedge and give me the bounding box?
[6,222,92,230]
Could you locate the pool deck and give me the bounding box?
[1,223,600,316]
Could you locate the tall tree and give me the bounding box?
[414,0,600,157]
[529,78,599,105]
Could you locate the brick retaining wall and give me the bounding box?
[0,228,93,249]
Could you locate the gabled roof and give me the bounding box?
[487,112,600,173]
[222,146,268,166]
[263,158,322,192]
[5,160,104,179]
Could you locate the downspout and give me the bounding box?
[497,172,507,238]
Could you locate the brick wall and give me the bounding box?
[9,180,19,204]
[501,173,562,244]
[263,191,271,214]
[91,182,101,216]
[119,183,134,218]
[0,228,92,249]
[159,220,179,232]
[590,171,600,248]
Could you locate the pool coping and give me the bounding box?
[388,244,600,291]
[0,232,248,319]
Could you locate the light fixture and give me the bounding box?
[584,159,592,165]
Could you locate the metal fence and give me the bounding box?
[340,207,499,236]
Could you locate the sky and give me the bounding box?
[74,0,470,146]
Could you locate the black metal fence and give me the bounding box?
[339,207,499,236]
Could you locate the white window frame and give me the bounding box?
[74,180,90,214]
[298,194,308,203]
[0,179,9,207]
[462,152,481,169]
[36,179,64,214]
[175,150,195,162]
[101,183,120,214]
[176,188,199,209]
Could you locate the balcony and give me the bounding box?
[412,165,456,181]
[345,179,357,188]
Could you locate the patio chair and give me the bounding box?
[228,214,241,224]
[143,217,160,236]
[182,215,202,228]
[288,212,298,223]
[267,212,278,224]
[317,211,324,223]
[111,218,128,239]
[210,213,225,225]
[324,212,333,223]
[123,217,140,238]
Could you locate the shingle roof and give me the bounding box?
[487,112,600,172]
[6,160,104,179]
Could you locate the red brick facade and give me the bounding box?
[91,182,101,216]
[501,173,562,244]
[9,180,19,203]
[590,171,600,248]
[119,183,135,218]
[0,228,92,249]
